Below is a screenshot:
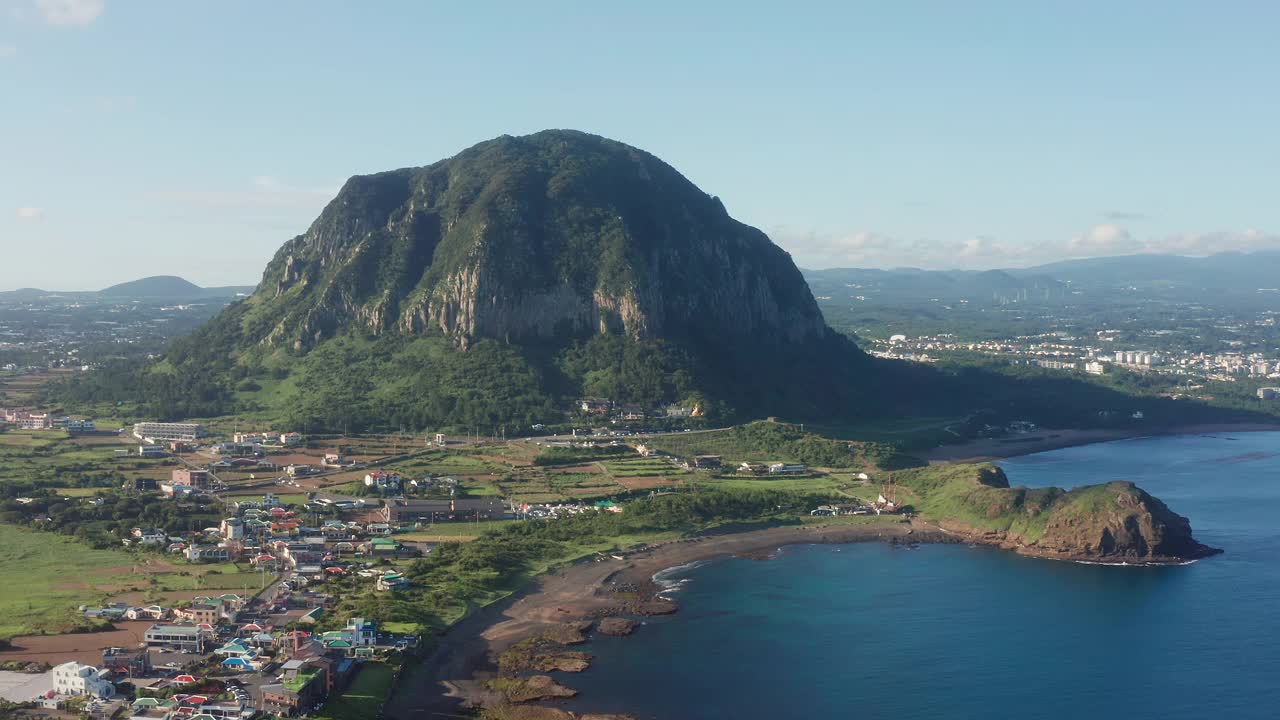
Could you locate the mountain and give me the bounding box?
[1016,251,1280,292]
[0,277,255,301]
[159,130,872,429]
[99,275,204,297]
[99,276,255,299]
[803,267,1063,303]
[805,250,1280,310]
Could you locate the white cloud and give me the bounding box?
[773,223,1280,271]
[15,207,44,221]
[147,177,337,211]
[1066,223,1139,256]
[0,44,16,58]
[34,0,104,26]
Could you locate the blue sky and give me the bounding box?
[3,1,1279,290]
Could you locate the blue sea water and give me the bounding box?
[564,432,1280,719]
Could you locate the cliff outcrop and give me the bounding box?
[897,465,1220,563]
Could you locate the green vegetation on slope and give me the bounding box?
[646,420,922,470]
[891,464,1061,542]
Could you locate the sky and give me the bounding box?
[3,1,1280,290]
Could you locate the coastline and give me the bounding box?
[386,423,1270,718]
[922,422,1280,464]
[385,519,942,719]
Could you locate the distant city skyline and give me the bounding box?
[4,1,1280,290]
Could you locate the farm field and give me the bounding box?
[0,428,173,489]
[0,524,172,639]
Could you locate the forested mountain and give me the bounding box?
[116,130,876,429]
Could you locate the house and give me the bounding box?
[139,445,168,458]
[363,470,403,492]
[66,418,96,433]
[175,601,224,626]
[161,483,196,498]
[185,544,231,563]
[261,659,327,712]
[233,432,272,444]
[380,498,452,524]
[767,462,806,475]
[739,462,767,474]
[617,404,646,420]
[368,537,399,556]
[375,572,409,592]
[212,441,259,457]
[101,648,149,678]
[124,605,164,620]
[279,432,303,446]
[172,468,213,489]
[219,517,245,540]
[579,399,612,415]
[691,455,722,470]
[51,661,113,698]
[132,527,167,545]
[285,464,313,477]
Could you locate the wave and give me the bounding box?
[652,559,710,596]
[1070,558,1198,567]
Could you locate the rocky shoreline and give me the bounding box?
[389,514,1219,718]
[385,520,966,719]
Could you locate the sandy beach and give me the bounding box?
[922,423,1280,464]
[385,519,947,719]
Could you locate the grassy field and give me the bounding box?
[0,524,161,638]
[800,416,963,450]
[0,428,174,489]
[396,520,520,542]
[314,661,395,720]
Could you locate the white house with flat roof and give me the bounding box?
[51,661,113,698]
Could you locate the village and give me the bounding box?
[0,407,903,719]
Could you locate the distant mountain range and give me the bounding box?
[1,275,256,300]
[802,251,1280,305]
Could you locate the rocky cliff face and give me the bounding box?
[246,130,827,352]
[1028,481,1218,562]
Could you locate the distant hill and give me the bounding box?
[99,275,204,297]
[1015,251,1280,292]
[0,276,255,300]
[802,267,1063,303]
[805,251,1280,307]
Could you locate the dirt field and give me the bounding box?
[2,621,153,666]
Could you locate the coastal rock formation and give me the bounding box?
[500,675,579,703]
[498,634,593,674]
[897,465,1220,563]
[1030,480,1217,561]
[596,617,638,636]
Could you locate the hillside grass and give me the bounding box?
[890,464,1061,542]
[0,524,157,638]
[314,662,396,720]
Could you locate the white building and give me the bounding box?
[51,661,113,698]
[133,422,203,443]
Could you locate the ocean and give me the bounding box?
[563,432,1280,719]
